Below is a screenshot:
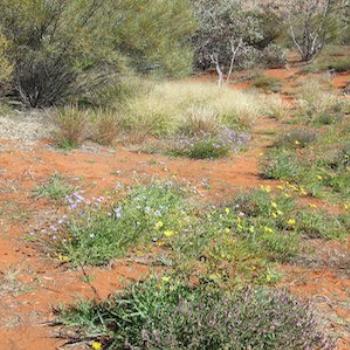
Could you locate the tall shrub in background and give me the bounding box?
[0,0,119,107]
[114,0,196,77]
[192,0,284,86]
[0,0,196,107]
[285,0,343,61]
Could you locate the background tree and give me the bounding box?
[285,0,342,61]
[0,0,195,107]
[192,0,285,86]
[114,0,195,77]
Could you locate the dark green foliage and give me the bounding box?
[170,137,231,159]
[252,75,282,93]
[58,278,333,350]
[0,0,195,107]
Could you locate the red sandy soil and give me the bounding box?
[0,68,349,350]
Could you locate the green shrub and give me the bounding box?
[274,128,317,149]
[0,0,195,107]
[295,78,348,125]
[170,137,231,159]
[58,278,332,350]
[260,149,302,181]
[296,209,348,239]
[252,75,282,93]
[261,43,287,68]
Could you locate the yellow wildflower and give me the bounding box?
[295,140,300,145]
[277,210,283,216]
[317,175,323,181]
[272,212,278,218]
[345,204,349,210]
[164,230,175,238]
[261,185,271,193]
[154,221,164,230]
[287,218,296,226]
[271,201,278,209]
[309,203,317,209]
[91,341,102,350]
[162,276,171,283]
[249,226,255,233]
[58,255,70,263]
[264,227,274,234]
[277,185,284,191]
[300,187,307,196]
[225,208,230,215]
[225,228,231,234]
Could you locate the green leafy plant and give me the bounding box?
[34,174,74,201]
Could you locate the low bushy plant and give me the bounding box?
[260,149,302,181]
[252,75,282,93]
[275,128,317,149]
[58,278,333,350]
[261,43,287,68]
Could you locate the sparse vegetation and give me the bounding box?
[1,0,350,348]
[34,174,74,201]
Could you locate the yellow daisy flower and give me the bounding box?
[91,341,102,350]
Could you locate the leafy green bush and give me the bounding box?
[261,43,287,68]
[0,0,195,107]
[58,278,333,350]
[179,138,231,159]
[0,32,12,84]
[294,78,348,125]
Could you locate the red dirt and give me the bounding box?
[0,67,349,349]
[332,72,350,89]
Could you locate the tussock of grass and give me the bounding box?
[294,78,349,125]
[119,81,281,137]
[34,173,74,201]
[57,278,332,350]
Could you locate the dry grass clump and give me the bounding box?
[53,107,89,149]
[295,77,349,124]
[53,80,286,150]
[119,81,276,138]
